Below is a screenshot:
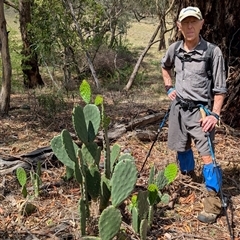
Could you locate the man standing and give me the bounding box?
[161,6,227,223]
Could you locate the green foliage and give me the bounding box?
[16,165,43,199]
[155,170,169,190]
[50,80,137,238]
[130,163,178,235]
[140,219,148,240]
[16,167,28,198]
[147,184,158,205]
[99,206,122,240]
[111,159,138,207]
[94,95,103,106]
[30,162,42,198]
[37,93,66,118]
[80,80,91,104]
[72,104,101,144]
[164,163,178,184]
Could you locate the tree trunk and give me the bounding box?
[0,1,12,116]
[124,24,161,91]
[124,0,175,91]
[19,0,44,88]
[176,0,240,128]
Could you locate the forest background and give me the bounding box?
[0,0,240,240]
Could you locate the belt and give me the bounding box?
[176,96,208,111]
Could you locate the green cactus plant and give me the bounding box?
[16,167,28,198]
[73,104,101,144]
[50,80,141,238]
[140,219,148,240]
[79,198,88,236]
[98,205,122,240]
[110,144,121,173]
[111,159,138,207]
[99,175,111,211]
[129,163,178,238]
[30,161,42,197]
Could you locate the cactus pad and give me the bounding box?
[85,165,101,201]
[16,167,27,187]
[111,159,137,207]
[99,205,122,240]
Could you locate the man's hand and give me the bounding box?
[168,89,177,101]
[200,115,218,132]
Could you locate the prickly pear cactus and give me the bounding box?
[85,164,101,201]
[81,143,101,167]
[16,167,28,198]
[73,104,100,144]
[79,198,87,236]
[51,133,78,170]
[16,167,27,187]
[51,130,82,183]
[111,159,138,207]
[140,218,148,240]
[110,144,121,173]
[99,175,111,211]
[147,184,158,206]
[99,205,122,240]
[132,206,139,233]
[148,165,155,185]
[137,190,149,220]
[164,162,178,184]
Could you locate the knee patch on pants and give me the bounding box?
[177,149,195,173]
[203,163,222,192]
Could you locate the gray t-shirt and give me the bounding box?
[161,37,227,102]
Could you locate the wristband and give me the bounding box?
[165,85,173,92]
[167,87,175,95]
[211,112,220,121]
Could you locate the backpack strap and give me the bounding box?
[173,41,216,108]
[175,42,216,79]
[204,43,216,81]
[173,40,182,60]
[205,43,216,108]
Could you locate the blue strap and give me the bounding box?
[167,87,175,95]
[198,104,220,120]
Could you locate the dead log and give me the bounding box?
[0,112,166,175]
[106,112,166,141]
[0,146,58,175]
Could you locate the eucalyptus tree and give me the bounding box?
[3,0,44,88]
[29,0,131,88]
[0,0,12,115]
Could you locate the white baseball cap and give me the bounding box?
[178,6,203,22]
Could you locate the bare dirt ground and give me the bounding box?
[0,87,240,240]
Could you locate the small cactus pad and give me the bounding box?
[99,205,122,240]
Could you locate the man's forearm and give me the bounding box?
[212,94,225,116]
[162,67,173,86]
